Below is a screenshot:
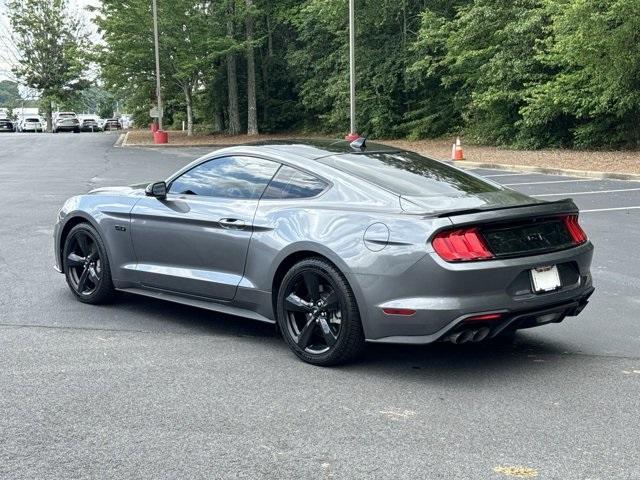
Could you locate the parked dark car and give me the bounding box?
[103,118,121,131]
[53,139,594,366]
[81,118,101,132]
[0,118,14,132]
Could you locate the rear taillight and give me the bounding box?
[432,227,494,262]
[563,215,587,245]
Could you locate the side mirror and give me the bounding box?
[145,181,167,199]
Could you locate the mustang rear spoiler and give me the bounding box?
[431,198,576,218]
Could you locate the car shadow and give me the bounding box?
[114,291,279,339]
[108,292,577,382]
[354,335,575,379]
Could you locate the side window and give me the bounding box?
[168,156,279,199]
[263,165,328,199]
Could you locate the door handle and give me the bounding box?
[219,218,246,230]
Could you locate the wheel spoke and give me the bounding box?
[285,293,312,313]
[76,233,90,256]
[321,291,339,311]
[67,253,86,267]
[88,244,99,261]
[318,317,337,347]
[297,318,316,349]
[302,272,320,302]
[76,266,90,293]
[88,267,100,285]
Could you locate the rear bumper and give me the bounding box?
[368,287,594,345]
[55,123,79,131]
[351,241,594,343]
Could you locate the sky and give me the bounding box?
[0,0,99,84]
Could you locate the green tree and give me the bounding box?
[8,0,90,131]
[96,0,227,135]
[0,80,22,107]
[521,0,640,148]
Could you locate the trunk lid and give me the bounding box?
[431,199,582,259]
[400,190,543,214]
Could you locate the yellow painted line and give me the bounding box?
[494,466,539,477]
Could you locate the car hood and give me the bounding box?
[88,183,148,196]
[400,189,544,214]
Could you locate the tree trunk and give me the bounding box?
[266,13,273,57]
[45,100,53,133]
[213,104,224,133]
[245,0,258,136]
[184,83,194,136]
[226,1,241,135]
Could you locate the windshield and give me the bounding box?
[318,151,503,197]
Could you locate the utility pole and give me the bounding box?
[346,0,358,140]
[152,0,163,130]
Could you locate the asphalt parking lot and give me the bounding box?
[1,133,639,479]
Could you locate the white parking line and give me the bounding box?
[484,172,541,178]
[503,179,594,186]
[582,206,640,213]
[532,188,640,197]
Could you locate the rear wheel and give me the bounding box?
[277,258,365,366]
[63,223,115,304]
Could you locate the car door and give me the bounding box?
[129,155,280,301]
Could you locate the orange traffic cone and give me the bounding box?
[452,137,464,161]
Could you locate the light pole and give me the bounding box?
[152,0,163,131]
[345,0,358,141]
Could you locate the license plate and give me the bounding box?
[530,265,561,293]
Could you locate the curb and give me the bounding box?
[114,132,127,147]
[123,142,227,149]
[450,160,640,181]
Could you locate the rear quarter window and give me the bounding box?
[262,165,328,199]
[318,151,502,197]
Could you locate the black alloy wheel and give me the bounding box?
[63,223,115,304]
[277,258,365,366]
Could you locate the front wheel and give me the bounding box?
[63,223,116,304]
[277,258,365,366]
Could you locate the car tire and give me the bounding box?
[63,223,116,304]
[277,257,365,366]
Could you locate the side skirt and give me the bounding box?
[116,287,276,324]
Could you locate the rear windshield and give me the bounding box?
[318,151,502,197]
[59,113,75,118]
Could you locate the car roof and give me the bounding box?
[237,138,401,160]
[169,138,407,187]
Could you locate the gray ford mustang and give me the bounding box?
[54,139,594,365]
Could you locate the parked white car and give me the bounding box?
[17,116,44,133]
[52,112,81,133]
